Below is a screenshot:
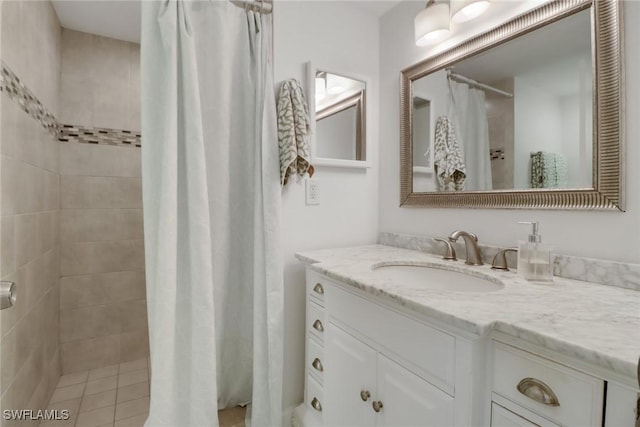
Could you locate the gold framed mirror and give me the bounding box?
[400,0,624,210]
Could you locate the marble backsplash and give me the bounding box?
[379,232,640,291]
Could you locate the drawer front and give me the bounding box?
[307,270,326,306]
[307,337,324,383]
[491,403,559,427]
[327,281,455,392]
[492,342,604,426]
[308,301,325,341]
[306,374,324,419]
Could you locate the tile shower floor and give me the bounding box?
[41,358,246,427]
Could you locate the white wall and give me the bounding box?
[379,0,640,263]
[274,1,380,420]
[513,77,563,188]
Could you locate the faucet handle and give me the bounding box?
[434,238,457,261]
[491,248,518,271]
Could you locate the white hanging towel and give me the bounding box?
[433,115,466,191]
[277,79,314,185]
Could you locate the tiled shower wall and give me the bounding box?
[58,29,147,374]
[0,0,62,419]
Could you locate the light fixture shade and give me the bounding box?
[415,2,450,47]
[451,0,490,23]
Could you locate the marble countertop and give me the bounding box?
[296,245,640,381]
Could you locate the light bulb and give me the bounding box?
[451,0,490,24]
[415,1,450,47]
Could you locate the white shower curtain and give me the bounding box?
[141,1,283,426]
[448,81,493,191]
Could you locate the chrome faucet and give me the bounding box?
[448,230,483,266]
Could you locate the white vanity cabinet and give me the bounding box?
[300,268,640,427]
[303,270,485,427]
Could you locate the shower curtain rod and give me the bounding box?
[447,69,513,98]
[230,0,273,14]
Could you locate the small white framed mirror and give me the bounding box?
[306,62,369,168]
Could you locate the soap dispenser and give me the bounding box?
[517,221,553,282]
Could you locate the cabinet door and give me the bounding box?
[605,382,639,427]
[376,354,454,427]
[325,322,377,427]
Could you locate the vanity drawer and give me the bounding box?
[492,342,604,427]
[307,271,326,306]
[307,337,324,383]
[308,301,325,341]
[306,374,324,418]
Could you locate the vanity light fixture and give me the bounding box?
[451,0,490,23]
[415,0,450,46]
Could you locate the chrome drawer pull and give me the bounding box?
[360,390,371,402]
[312,319,324,332]
[372,400,383,412]
[517,378,560,407]
[313,283,324,295]
[311,397,322,412]
[312,358,323,372]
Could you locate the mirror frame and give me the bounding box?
[399,0,625,211]
[307,62,370,169]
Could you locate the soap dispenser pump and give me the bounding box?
[517,221,553,282]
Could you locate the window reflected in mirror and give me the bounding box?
[315,71,366,162]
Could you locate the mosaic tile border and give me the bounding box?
[1,61,141,148]
[0,62,58,135]
[58,125,141,147]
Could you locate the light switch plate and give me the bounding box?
[305,179,319,205]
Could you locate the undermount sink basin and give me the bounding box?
[372,263,504,293]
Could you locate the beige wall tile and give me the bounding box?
[61,176,142,209]
[0,266,28,337]
[60,239,144,276]
[1,325,18,396]
[91,35,131,84]
[117,369,148,389]
[56,371,88,388]
[119,330,150,363]
[117,300,147,333]
[61,29,93,78]
[60,142,141,178]
[60,270,145,309]
[44,170,60,211]
[88,365,118,381]
[60,304,120,343]
[61,209,143,243]
[1,155,20,215]
[1,96,19,158]
[15,214,40,267]
[1,215,16,276]
[60,73,94,126]
[1,0,26,79]
[61,335,120,374]
[93,81,130,130]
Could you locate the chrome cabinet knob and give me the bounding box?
[311,397,322,412]
[313,283,324,295]
[372,400,383,412]
[360,390,370,402]
[312,358,323,372]
[312,319,324,332]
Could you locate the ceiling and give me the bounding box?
[52,1,141,43]
[51,0,403,44]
